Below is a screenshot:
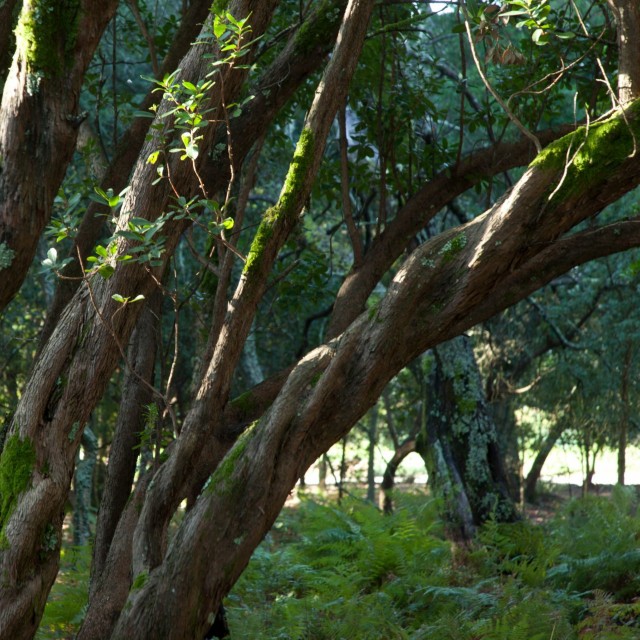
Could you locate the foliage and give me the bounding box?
[222,491,640,639]
[36,545,92,639]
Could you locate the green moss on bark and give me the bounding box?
[230,390,256,415]
[294,0,346,56]
[0,434,36,548]
[206,421,258,497]
[531,101,640,202]
[244,128,315,275]
[438,233,467,264]
[15,0,80,77]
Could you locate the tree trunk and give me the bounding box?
[318,454,328,490]
[379,438,416,514]
[416,336,517,541]
[607,0,640,104]
[524,420,566,503]
[366,407,378,503]
[0,0,120,311]
[618,342,633,485]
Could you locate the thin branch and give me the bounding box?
[126,0,161,77]
[462,10,541,152]
[338,104,364,266]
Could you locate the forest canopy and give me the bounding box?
[1,0,640,638]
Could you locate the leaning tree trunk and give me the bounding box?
[524,420,566,503]
[416,336,517,541]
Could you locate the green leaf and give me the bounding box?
[112,294,126,303]
[213,17,226,39]
[147,151,160,165]
[97,264,115,279]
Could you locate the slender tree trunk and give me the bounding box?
[90,295,160,594]
[618,342,633,485]
[379,438,416,514]
[318,454,328,490]
[607,0,640,104]
[366,407,378,503]
[524,420,566,503]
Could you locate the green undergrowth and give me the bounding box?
[36,544,91,639]
[226,487,640,639]
[37,487,640,639]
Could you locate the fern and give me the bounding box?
[226,492,640,639]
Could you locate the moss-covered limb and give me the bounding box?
[243,128,315,275]
[0,434,36,547]
[206,421,258,497]
[531,100,640,202]
[14,0,80,76]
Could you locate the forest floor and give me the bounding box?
[38,482,640,639]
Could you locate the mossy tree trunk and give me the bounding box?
[0,0,120,311]
[416,336,517,541]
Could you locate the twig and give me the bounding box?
[462,10,541,152]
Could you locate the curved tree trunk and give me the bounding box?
[379,437,416,514]
[524,420,566,503]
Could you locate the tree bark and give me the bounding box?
[379,437,416,514]
[618,341,633,485]
[0,0,120,312]
[607,0,640,104]
[416,336,517,541]
[524,420,566,503]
